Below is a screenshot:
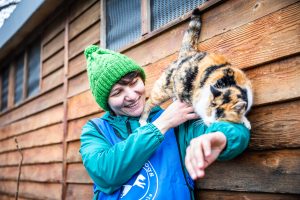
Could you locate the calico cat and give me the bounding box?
[139,8,253,129]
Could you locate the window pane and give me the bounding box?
[14,54,24,104]
[1,67,9,111]
[151,0,207,31]
[27,40,40,98]
[106,0,141,50]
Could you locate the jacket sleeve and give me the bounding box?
[204,121,250,161]
[79,121,164,194]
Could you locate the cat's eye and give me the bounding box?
[211,102,217,107]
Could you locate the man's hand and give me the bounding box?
[153,100,199,134]
[185,132,227,180]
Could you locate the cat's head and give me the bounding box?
[208,85,249,123]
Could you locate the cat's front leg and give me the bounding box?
[242,116,251,130]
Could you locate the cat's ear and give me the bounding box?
[233,101,247,113]
[210,86,221,97]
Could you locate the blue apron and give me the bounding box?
[90,111,194,199]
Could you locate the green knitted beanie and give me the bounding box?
[84,45,146,111]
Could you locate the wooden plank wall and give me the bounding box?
[0,0,299,199]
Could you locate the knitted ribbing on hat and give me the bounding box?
[84,45,146,111]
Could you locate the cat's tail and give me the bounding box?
[179,8,202,58]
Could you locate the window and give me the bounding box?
[151,0,207,31]
[1,67,9,111]
[104,0,207,50]
[26,40,40,98]
[106,0,141,50]
[14,54,24,105]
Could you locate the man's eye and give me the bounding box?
[129,79,138,86]
[111,90,121,96]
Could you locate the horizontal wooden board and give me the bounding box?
[68,71,89,98]
[0,123,63,154]
[68,53,86,78]
[42,48,64,77]
[43,30,65,61]
[124,0,298,67]
[65,183,93,200]
[42,67,64,92]
[67,163,92,183]
[248,100,300,150]
[67,90,101,120]
[246,55,300,106]
[69,1,100,40]
[67,112,102,142]
[198,2,300,69]
[0,86,64,127]
[197,149,300,194]
[0,181,62,200]
[43,69,63,90]
[0,105,63,141]
[69,0,98,22]
[0,194,27,200]
[0,144,62,166]
[0,163,62,182]
[68,22,100,59]
[42,12,65,45]
[196,190,300,200]
[67,141,81,163]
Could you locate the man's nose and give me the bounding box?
[124,88,137,100]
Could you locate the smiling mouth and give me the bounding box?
[124,97,141,108]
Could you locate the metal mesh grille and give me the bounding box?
[151,0,207,31]
[27,40,40,98]
[106,0,141,51]
[14,54,24,105]
[1,67,9,111]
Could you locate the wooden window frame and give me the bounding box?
[100,0,222,52]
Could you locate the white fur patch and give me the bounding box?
[245,86,253,112]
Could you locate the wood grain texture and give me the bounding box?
[42,48,64,77]
[0,144,62,166]
[196,190,300,200]
[69,0,98,22]
[42,67,64,92]
[0,163,62,182]
[43,31,65,61]
[67,112,102,142]
[67,163,92,183]
[0,105,63,140]
[0,181,62,200]
[197,149,300,194]
[198,2,300,69]
[42,13,65,45]
[65,183,93,200]
[69,1,100,40]
[68,53,86,78]
[248,100,300,150]
[67,90,100,120]
[246,55,300,106]
[0,86,63,127]
[67,141,81,163]
[67,71,89,98]
[0,123,63,154]
[68,22,100,59]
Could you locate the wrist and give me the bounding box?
[152,119,170,135]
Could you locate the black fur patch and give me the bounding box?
[223,90,231,104]
[200,63,228,88]
[180,65,199,102]
[214,68,236,88]
[235,86,248,107]
[193,52,207,62]
[165,66,176,87]
[216,107,225,119]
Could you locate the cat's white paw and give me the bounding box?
[242,117,251,130]
[139,119,147,126]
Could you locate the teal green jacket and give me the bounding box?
[79,107,250,196]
